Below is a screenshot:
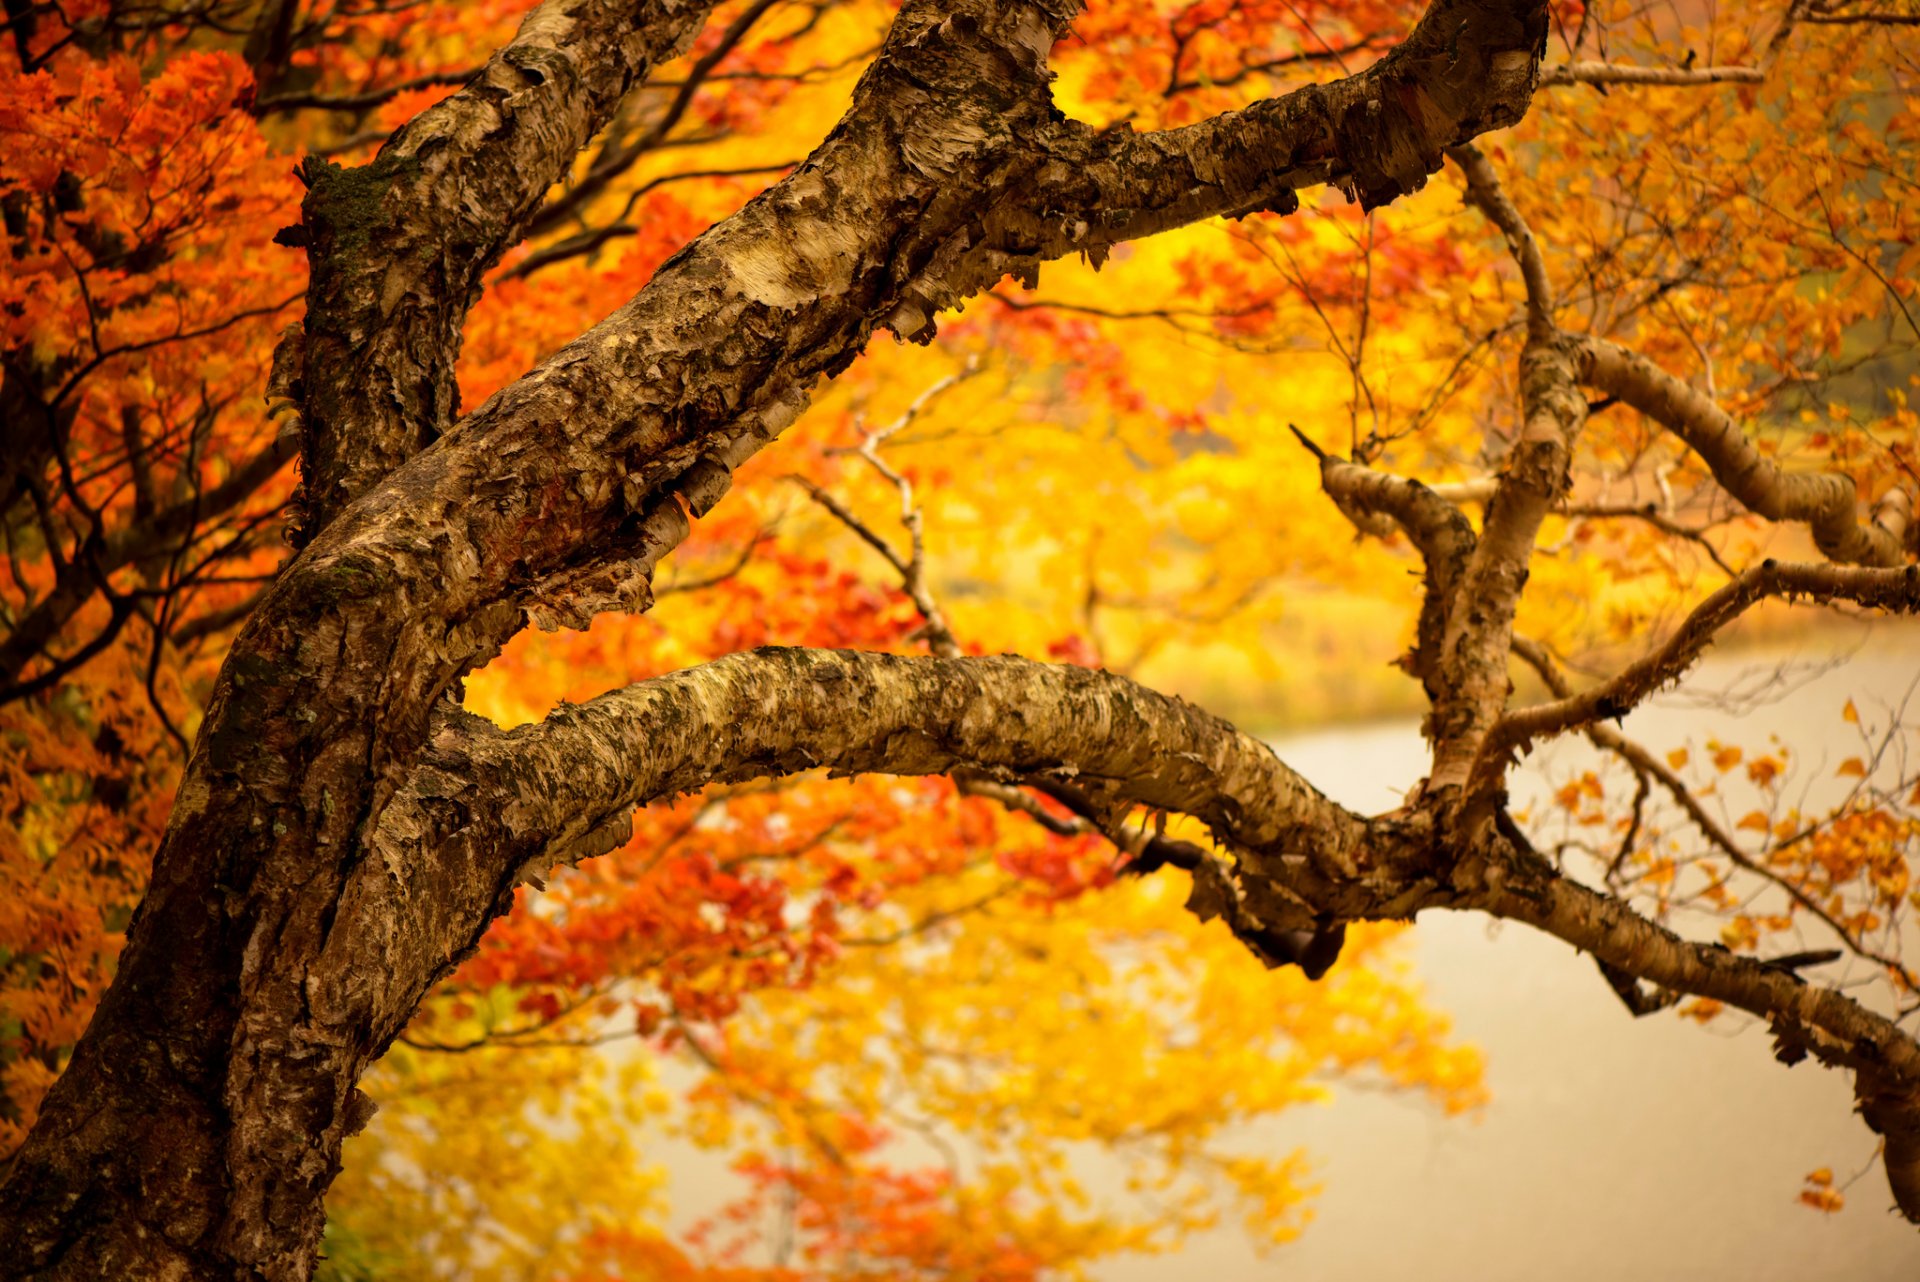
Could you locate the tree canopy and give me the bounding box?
[2,0,1919,1277]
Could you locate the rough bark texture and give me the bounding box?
[12,0,1920,1270]
[1302,437,1475,698]
[289,0,713,540]
[1426,333,1584,791]
[0,1,1558,1277]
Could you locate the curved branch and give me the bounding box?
[413,645,1920,1218]
[1470,842,1920,1220]
[1479,561,1920,784]
[389,648,1369,951]
[1030,0,1546,246]
[1509,636,1920,986]
[1578,336,1920,567]
[0,2,1555,1271]
[1291,426,1476,691]
[1449,142,1552,336]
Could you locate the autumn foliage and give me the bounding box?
[3,0,1919,1275]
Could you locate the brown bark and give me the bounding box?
[288,0,714,541]
[1294,433,1476,697]
[398,645,1920,1225]
[0,1,1555,1277]
[1539,60,1764,86]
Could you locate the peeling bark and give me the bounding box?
[1427,332,1585,792]
[288,0,714,540]
[1297,434,1476,697]
[0,1,1557,1276]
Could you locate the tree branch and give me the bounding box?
[1424,142,1582,789]
[0,2,1556,1270]
[411,644,1920,1216]
[288,0,715,541]
[1540,60,1764,87]
[398,648,1368,941]
[1509,636,1920,987]
[0,435,293,695]
[1449,142,1552,336]
[1290,425,1476,692]
[1577,336,1919,567]
[1479,562,1920,786]
[1467,838,1920,1220]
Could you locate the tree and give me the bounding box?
[2,0,1918,1277]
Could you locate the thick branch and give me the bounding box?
[0,2,1553,1273]
[289,0,712,540]
[1021,0,1546,256]
[1425,142,1580,788]
[395,648,1369,940]
[1429,334,1585,789]
[431,646,1920,1217]
[1578,336,1919,567]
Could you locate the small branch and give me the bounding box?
[1564,502,1738,577]
[1595,956,1685,1016]
[1448,143,1553,337]
[1510,636,1920,988]
[1800,9,1920,24]
[255,67,479,114]
[1479,562,1920,787]
[1540,61,1764,86]
[1291,425,1476,689]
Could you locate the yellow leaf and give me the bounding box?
[1713,746,1743,772]
[1666,747,1689,770]
[1805,1167,1833,1188]
[1680,998,1723,1023]
[1737,810,1772,833]
[1838,757,1867,778]
[1843,699,1859,724]
[1798,1188,1845,1214]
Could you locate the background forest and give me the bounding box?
[4,0,1920,1276]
